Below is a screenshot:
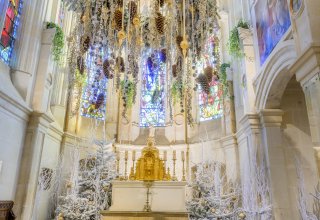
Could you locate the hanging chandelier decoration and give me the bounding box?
[65,0,221,125]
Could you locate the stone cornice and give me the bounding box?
[290,43,320,87]
[259,109,284,127]
[220,134,238,149]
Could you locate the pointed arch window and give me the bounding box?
[198,36,223,121]
[140,50,166,127]
[80,47,108,120]
[0,0,23,64]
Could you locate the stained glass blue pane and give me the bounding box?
[140,50,166,127]
[80,47,108,120]
[0,0,23,64]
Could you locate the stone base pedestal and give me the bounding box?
[101,211,188,220]
[109,181,187,212]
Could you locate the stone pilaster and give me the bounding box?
[292,44,320,176]
[220,135,239,181]
[14,112,53,220]
[32,28,56,113]
[259,109,294,220]
[11,0,49,105]
[238,28,257,114]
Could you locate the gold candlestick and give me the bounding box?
[124,150,128,180]
[163,150,167,167]
[172,150,177,181]
[132,150,136,170]
[181,151,186,181]
[116,151,120,178]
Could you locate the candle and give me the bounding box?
[173,150,176,160]
[132,150,136,161]
[181,151,185,161]
[163,151,167,161]
[116,151,120,160]
[125,150,128,160]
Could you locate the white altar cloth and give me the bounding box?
[109,181,187,212]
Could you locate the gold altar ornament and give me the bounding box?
[130,137,170,181]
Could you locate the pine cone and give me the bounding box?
[103,59,113,79]
[204,66,213,82]
[116,0,123,6]
[172,64,177,77]
[157,0,165,7]
[155,12,165,35]
[77,56,85,75]
[80,36,90,54]
[176,35,183,54]
[114,8,123,31]
[197,73,210,94]
[116,56,125,72]
[128,1,137,21]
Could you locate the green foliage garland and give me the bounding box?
[46,22,65,63]
[121,79,135,109]
[219,63,230,97]
[171,80,184,105]
[227,20,249,58]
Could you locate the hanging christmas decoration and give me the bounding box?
[64,0,221,124]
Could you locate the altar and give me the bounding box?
[101,130,189,219]
[107,181,187,212]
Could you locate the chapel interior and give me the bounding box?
[0,0,319,219]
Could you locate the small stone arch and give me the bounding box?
[254,40,297,110]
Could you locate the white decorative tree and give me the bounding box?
[186,161,242,220]
[296,158,319,220]
[56,141,117,220]
[241,147,272,220]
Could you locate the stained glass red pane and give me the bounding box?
[0,0,23,64]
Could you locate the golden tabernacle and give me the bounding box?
[129,137,171,181]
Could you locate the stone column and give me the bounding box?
[292,44,320,176]
[32,28,56,113]
[259,109,295,220]
[220,135,239,181]
[236,114,261,203]
[238,28,257,114]
[11,0,49,105]
[14,112,53,220]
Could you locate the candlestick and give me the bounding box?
[132,150,136,161]
[181,151,186,181]
[172,150,177,181]
[163,151,167,161]
[116,151,120,178]
[181,151,185,161]
[124,151,128,180]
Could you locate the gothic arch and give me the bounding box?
[254,40,297,110]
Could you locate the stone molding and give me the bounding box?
[220,134,238,149]
[254,40,297,110]
[290,43,320,87]
[259,109,284,128]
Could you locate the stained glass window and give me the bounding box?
[140,50,166,127]
[199,81,223,121]
[198,36,223,122]
[0,0,23,64]
[80,47,108,120]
